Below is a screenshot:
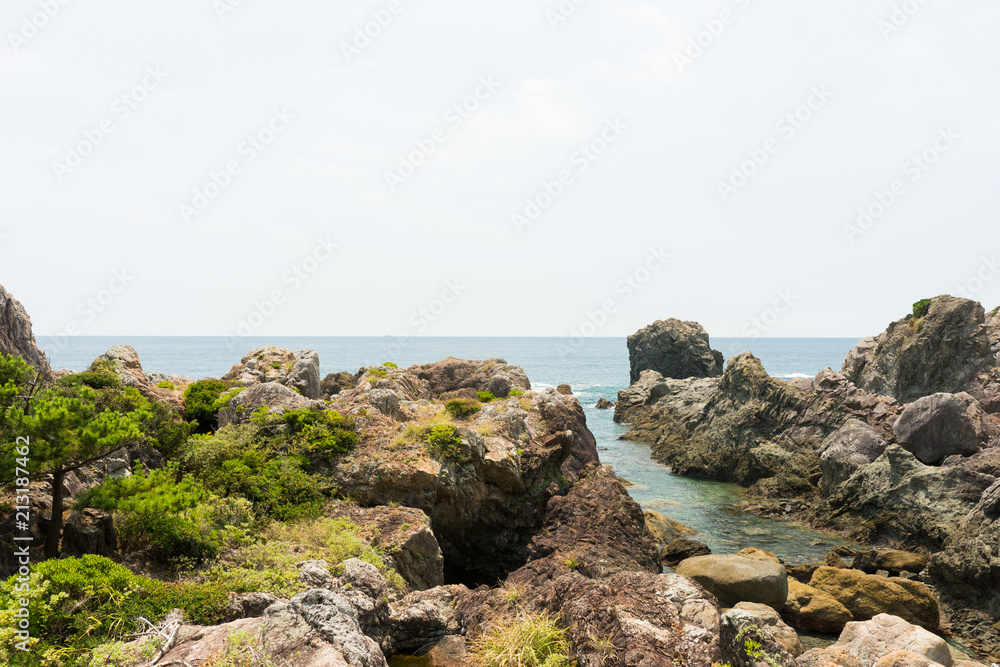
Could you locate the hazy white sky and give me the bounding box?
[1,0,998,340]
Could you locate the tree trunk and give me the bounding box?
[44,467,64,559]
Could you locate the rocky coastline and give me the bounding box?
[1,284,998,666]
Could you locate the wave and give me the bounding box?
[777,373,813,379]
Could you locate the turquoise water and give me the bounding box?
[37,335,860,564]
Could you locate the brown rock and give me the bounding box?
[809,567,939,631]
[782,578,854,634]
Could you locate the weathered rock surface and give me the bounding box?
[892,393,990,465]
[0,282,50,376]
[322,370,362,399]
[842,296,997,405]
[733,601,803,656]
[675,553,789,610]
[819,419,889,494]
[60,509,116,557]
[644,509,697,544]
[782,577,854,634]
[224,346,322,399]
[409,357,530,399]
[661,538,712,567]
[809,567,939,630]
[218,381,320,427]
[852,549,927,576]
[832,614,952,667]
[929,478,1000,590]
[595,397,615,409]
[796,646,865,667]
[388,585,467,653]
[721,607,797,667]
[627,318,723,383]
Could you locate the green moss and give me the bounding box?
[382,361,399,368]
[155,380,176,390]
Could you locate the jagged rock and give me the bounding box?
[644,510,696,544]
[660,539,712,567]
[556,384,572,395]
[296,560,335,589]
[287,588,388,666]
[892,393,990,465]
[825,445,995,550]
[809,567,939,631]
[842,296,997,404]
[832,614,952,667]
[852,549,927,576]
[0,283,50,376]
[409,357,530,399]
[328,503,444,591]
[427,635,470,667]
[819,419,888,494]
[627,318,723,383]
[61,509,116,557]
[929,479,1000,590]
[782,578,854,634]
[675,553,789,610]
[720,607,797,667]
[732,601,803,657]
[224,346,322,399]
[389,585,467,653]
[93,345,148,389]
[367,388,403,420]
[322,370,361,399]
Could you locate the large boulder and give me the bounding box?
[819,419,889,494]
[408,357,530,399]
[832,614,952,667]
[782,577,854,634]
[721,607,798,667]
[851,549,927,576]
[808,567,939,631]
[627,318,723,383]
[61,509,116,557]
[217,381,318,427]
[225,346,322,399]
[842,296,997,404]
[892,393,990,465]
[675,553,789,610]
[732,602,803,656]
[0,283,50,376]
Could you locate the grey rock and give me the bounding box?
[0,283,50,376]
[218,381,319,427]
[832,614,952,667]
[733,601,803,657]
[288,349,322,399]
[721,608,797,667]
[893,392,989,464]
[627,318,723,383]
[227,591,282,619]
[290,588,388,667]
[367,389,403,420]
[296,560,335,589]
[819,419,888,494]
[93,345,149,389]
[61,509,116,557]
[389,585,468,653]
[675,554,789,610]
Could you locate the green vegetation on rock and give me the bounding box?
[912,298,933,319]
[182,379,233,433]
[470,612,570,667]
[445,398,481,418]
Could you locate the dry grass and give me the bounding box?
[469,611,570,667]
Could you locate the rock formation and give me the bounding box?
[627,318,724,383]
[0,282,50,376]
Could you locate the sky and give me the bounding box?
[1,0,998,341]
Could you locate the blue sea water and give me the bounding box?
[36,335,861,563]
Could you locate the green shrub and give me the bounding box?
[470,612,570,667]
[182,379,232,433]
[445,398,481,418]
[382,361,398,368]
[425,424,469,462]
[155,380,175,390]
[508,389,524,398]
[251,406,358,457]
[912,298,933,319]
[367,367,387,379]
[476,391,497,402]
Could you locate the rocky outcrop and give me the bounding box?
[224,346,322,399]
[409,357,530,399]
[660,538,712,566]
[929,479,1000,590]
[644,510,696,544]
[842,296,997,405]
[831,614,952,667]
[892,392,991,465]
[627,318,723,383]
[595,397,615,409]
[388,585,467,653]
[93,345,149,389]
[675,553,789,610]
[808,567,939,630]
[721,606,798,667]
[323,370,362,399]
[819,420,889,495]
[732,601,802,656]
[617,354,901,491]
[0,282,50,376]
[218,381,320,426]
[852,549,927,577]
[328,364,598,585]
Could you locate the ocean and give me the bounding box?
[36,335,860,563]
